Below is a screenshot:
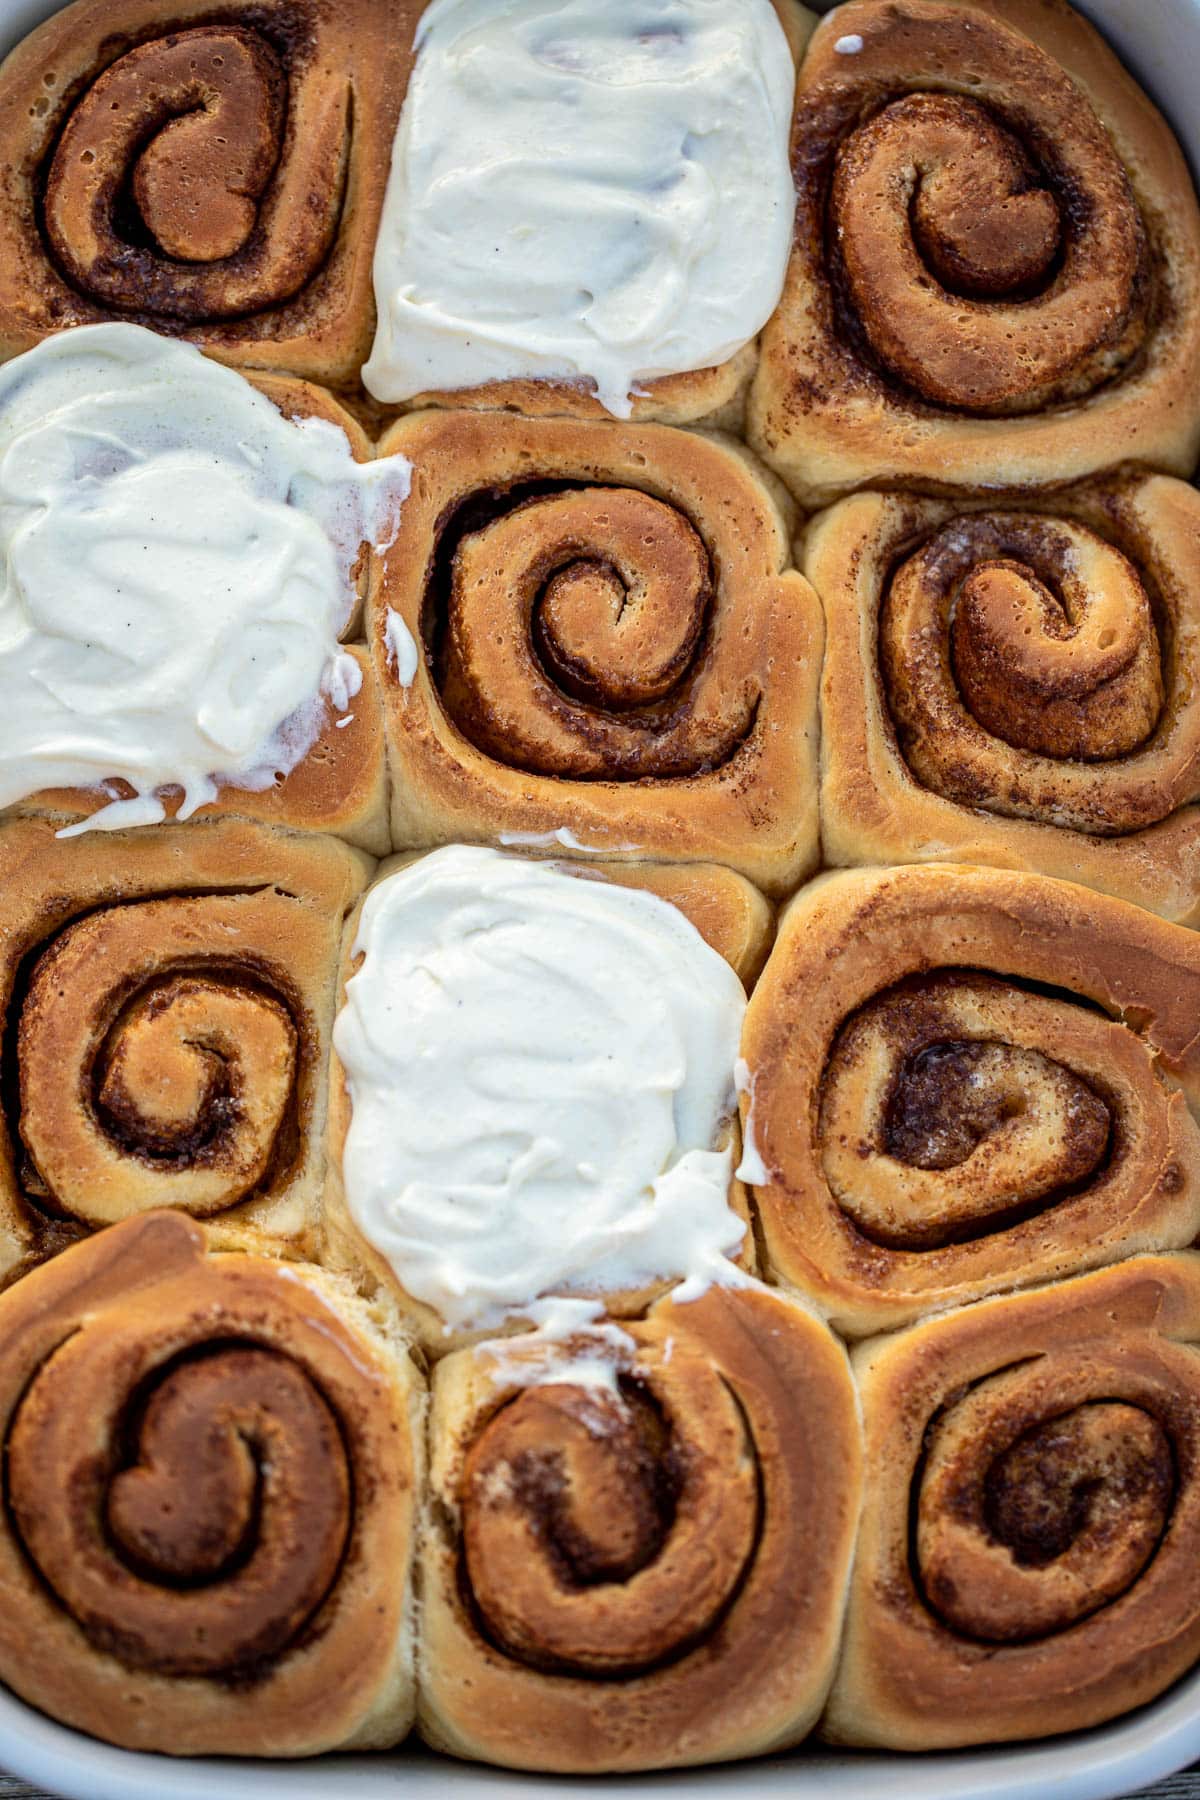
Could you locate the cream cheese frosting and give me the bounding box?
[333,845,748,1331]
[0,323,411,832]
[363,0,797,416]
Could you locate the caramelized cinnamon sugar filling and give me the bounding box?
[914,1370,1178,1645]
[457,1367,759,1678]
[426,479,758,780]
[819,972,1119,1252]
[805,10,1154,417]
[8,889,309,1226]
[36,10,348,323]
[881,512,1176,833]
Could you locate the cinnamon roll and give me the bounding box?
[739,863,1200,1336]
[826,1254,1200,1747]
[420,1279,860,1771]
[748,0,1200,504]
[0,1209,420,1754]
[0,816,369,1257]
[372,410,822,895]
[809,476,1200,922]
[326,846,770,1350]
[0,0,417,383]
[0,325,406,853]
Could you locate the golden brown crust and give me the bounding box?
[748,0,1200,505]
[807,475,1200,923]
[0,1209,420,1755]
[825,1254,1200,1747]
[0,0,418,384]
[372,409,822,896]
[740,863,1200,1335]
[0,815,370,1264]
[419,1280,861,1772]
[323,850,769,1351]
[3,372,390,854]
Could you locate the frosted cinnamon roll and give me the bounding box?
[0,325,410,852]
[749,0,1200,504]
[327,845,771,1351]
[420,1278,860,1771]
[372,410,821,895]
[364,0,811,426]
[0,1210,421,1755]
[739,863,1200,1336]
[809,477,1200,922]
[0,816,368,1260]
[0,0,418,383]
[826,1255,1200,1747]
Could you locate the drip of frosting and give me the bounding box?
[363,0,796,416]
[0,323,411,832]
[333,845,747,1330]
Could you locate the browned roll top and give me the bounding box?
[882,510,1172,832]
[436,481,755,780]
[826,1256,1200,1748]
[15,889,309,1226]
[40,15,348,322]
[811,4,1149,417]
[460,1362,756,1678]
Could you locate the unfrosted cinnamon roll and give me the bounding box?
[825,1255,1200,1747]
[372,410,822,895]
[0,1209,421,1754]
[808,476,1200,922]
[0,816,369,1261]
[326,845,771,1351]
[739,863,1200,1335]
[0,0,418,382]
[749,0,1200,504]
[420,1280,860,1771]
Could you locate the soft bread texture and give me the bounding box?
[806,476,1200,923]
[825,1255,1200,1748]
[6,372,391,855]
[419,1279,861,1772]
[0,816,370,1267]
[0,1210,422,1755]
[324,851,771,1352]
[749,0,1200,504]
[739,863,1200,1336]
[0,0,419,384]
[371,409,822,896]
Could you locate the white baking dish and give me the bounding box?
[0,0,1196,1794]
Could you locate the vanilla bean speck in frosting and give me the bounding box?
[333,846,748,1330]
[0,323,411,832]
[363,0,796,415]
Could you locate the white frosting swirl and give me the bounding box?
[363,0,796,416]
[333,845,748,1330]
[0,323,411,832]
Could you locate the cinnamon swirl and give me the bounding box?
[0,1209,421,1754]
[808,476,1200,922]
[0,815,369,1256]
[739,863,1200,1335]
[420,1279,860,1771]
[372,409,822,895]
[825,1255,1200,1746]
[749,0,1200,504]
[0,0,418,383]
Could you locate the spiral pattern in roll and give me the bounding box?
[740,864,1200,1334]
[748,0,1200,503]
[825,1255,1200,1747]
[420,1282,861,1772]
[0,816,368,1248]
[0,1209,418,1754]
[375,410,822,895]
[42,21,347,323]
